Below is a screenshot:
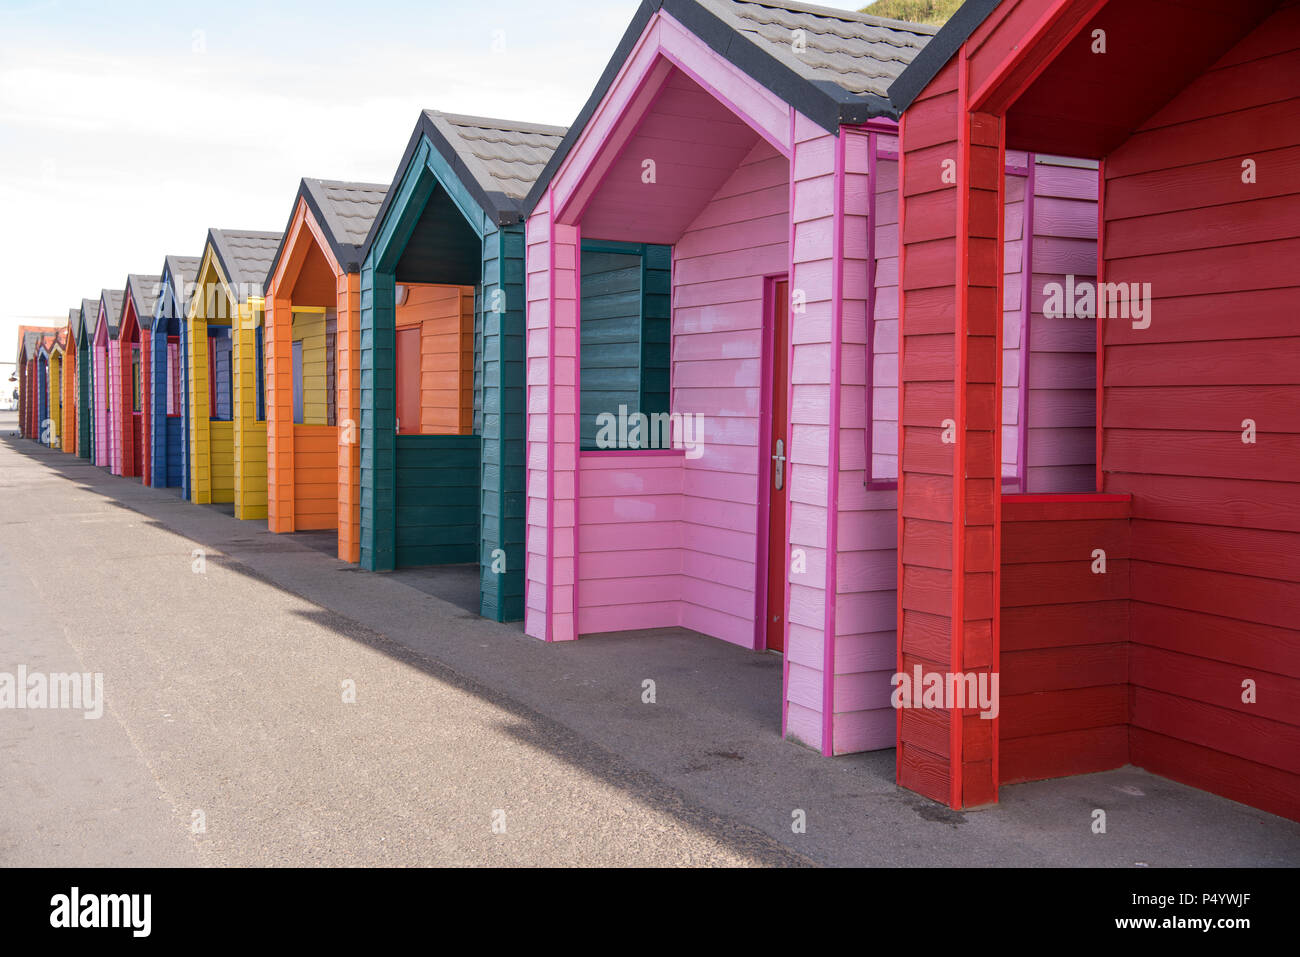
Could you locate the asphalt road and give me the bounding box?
[2,412,1298,868]
[0,417,805,866]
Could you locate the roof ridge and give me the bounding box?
[716,0,938,34]
[425,109,569,137]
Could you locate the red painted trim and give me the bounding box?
[1095,159,1106,494]
[969,0,1108,115]
[894,109,908,786]
[1003,492,1130,504]
[952,47,971,810]
[991,116,1007,802]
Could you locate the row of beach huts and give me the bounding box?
[12,0,1299,821]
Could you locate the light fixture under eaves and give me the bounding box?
[395,284,409,307]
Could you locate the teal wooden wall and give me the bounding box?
[77,336,92,459]
[578,241,671,449]
[361,135,526,622]
[395,434,480,565]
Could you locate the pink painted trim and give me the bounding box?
[1017,157,1036,492]
[864,129,898,493]
[553,10,794,223]
[821,129,847,757]
[753,274,780,653]
[780,105,795,742]
[875,150,900,162]
[546,187,557,643]
[572,222,582,635]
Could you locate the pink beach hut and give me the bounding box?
[520,0,1098,756]
[91,289,125,470]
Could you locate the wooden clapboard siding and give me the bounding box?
[1025,160,1098,492]
[292,425,339,530]
[579,248,643,444]
[77,333,91,459]
[869,152,900,481]
[292,310,329,425]
[1001,169,1024,482]
[233,308,268,520]
[1101,7,1300,820]
[577,454,683,634]
[999,495,1132,783]
[671,136,788,655]
[395,435,480,566]
[833,127,897,753]
[336,270,362,564]
[362,129,523,621]
[896,52,1002,807]
[108,339,123,474]
[523,193,579,642]
[394,283,475,436]
[786,120,839,751]
[48,350,62,448]
[479,225,527,622]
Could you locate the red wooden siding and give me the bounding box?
[999,494,1131,783]
[1101,5,1300,820]
[896,52,1004,809]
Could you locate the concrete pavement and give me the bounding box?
[2,412,1298,867]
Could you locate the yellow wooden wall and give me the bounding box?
[48,351,62,448]
[233,304,267,521]
[187,251,267,516]
[292,309,328,426]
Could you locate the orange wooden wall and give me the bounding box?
[396,283,475,436]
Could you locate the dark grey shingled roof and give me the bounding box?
[158,255,201,321]
[99,289,125,340]
[702,0,934,98]
[207,229,283,303]
[23,331,44,356]
[523,0,933,215]
[79,299,99,345]
[426,112,567,205]
[122,274,163,330]
[361,111,566,259]
[68,308,81,341]
[265,179,388,285]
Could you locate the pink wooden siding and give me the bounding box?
[108,338,123,475]
[1026,160,1099,492]
[93,342,109,468]
[829,127,898,754]
[674,138,787,647]
[868,146,899,484]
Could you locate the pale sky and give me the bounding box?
[1,0,876,362]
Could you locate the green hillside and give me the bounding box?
[859,0,963,26]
